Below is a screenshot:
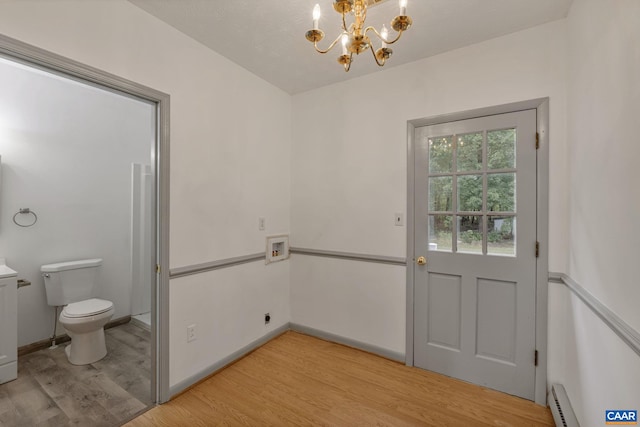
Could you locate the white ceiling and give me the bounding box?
[128,0,573,94]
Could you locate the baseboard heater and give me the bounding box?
[550,384,580,427]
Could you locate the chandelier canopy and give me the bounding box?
[305,0,412,72]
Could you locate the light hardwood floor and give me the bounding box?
[127,331,554,426]
[0,322,151,426]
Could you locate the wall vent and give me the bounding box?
[550,384,580,427]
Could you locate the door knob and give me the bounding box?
[417,256,427,265]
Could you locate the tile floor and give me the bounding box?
[0,322,151,426]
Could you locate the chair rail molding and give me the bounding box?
[549,272,640,358]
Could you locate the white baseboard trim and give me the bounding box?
[168,323,289,398]
[290,322,405,362]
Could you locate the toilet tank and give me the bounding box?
[41,259,102,306]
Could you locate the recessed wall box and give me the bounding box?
[266,235,289,264]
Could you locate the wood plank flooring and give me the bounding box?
[127,331,554,426]
[0,322,151,426]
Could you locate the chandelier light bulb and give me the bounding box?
[399,0,408,15]
[341,33,349,55]
[313,4,321,30]
[381,25,389,48]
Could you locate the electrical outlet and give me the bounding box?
[187,324,197,342]
[258,217,265,231]
[395,212,404,226]
[264,313,271,325]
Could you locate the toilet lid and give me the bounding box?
[63,298,113,318]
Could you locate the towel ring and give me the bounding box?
[13,208,38,228]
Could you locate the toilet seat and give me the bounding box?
[62,298,113,318]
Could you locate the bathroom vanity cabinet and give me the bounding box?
[0,259,17,384]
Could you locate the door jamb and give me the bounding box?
[0,34,171,404]
[405,98,549,406]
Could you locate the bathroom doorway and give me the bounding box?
[0,34,170,418]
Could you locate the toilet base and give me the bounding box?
[64,327,107,365]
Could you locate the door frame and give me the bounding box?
[406,99,549,405]
[0,34,171,403]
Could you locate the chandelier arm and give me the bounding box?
[313,33,346,54]
[364,26,404,45]
[342,12,348,31]
[369,44,386,67]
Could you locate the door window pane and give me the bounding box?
[488,129,516,169]
[425,124,521,258]
[457,175,483,212]
[487,173,515,212]
[457,132,483,172]
[457,215,483,254]
[429,136,453,173]
[429,215,452,252]
[488,216,516,256]
[429,176,452,211]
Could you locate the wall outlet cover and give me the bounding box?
[187,324,197,342]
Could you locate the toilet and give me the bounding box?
[41,259,114,365]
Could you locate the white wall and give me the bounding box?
[0,58,153,346]
[5,3,637,419]
[291,21,569,354]
[290,256,406,354]
[170,261,290,385]
[0,0,291,388]
[558,0,640,425]
[566,0,640,335]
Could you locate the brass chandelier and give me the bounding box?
[305,0,412,72]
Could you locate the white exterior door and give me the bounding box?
[413,109,538,400]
